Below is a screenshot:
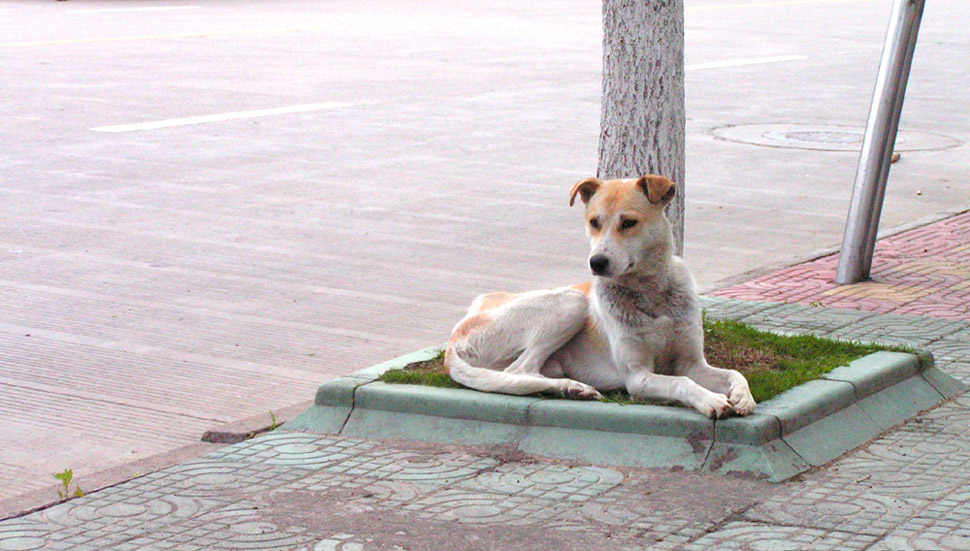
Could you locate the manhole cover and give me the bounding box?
[713,123,961,152]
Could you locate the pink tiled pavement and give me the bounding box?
[713,211,970,320]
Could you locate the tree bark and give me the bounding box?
[598,0,686,255]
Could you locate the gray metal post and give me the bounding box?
[835,0,926,285]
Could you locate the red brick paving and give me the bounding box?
[713,211,970,320]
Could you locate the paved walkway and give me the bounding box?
[2,214,970,549]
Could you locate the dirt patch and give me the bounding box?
[703,339,791,376]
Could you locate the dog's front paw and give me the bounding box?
[728,383,756,416]
[694,392,732,419]
[562,380,603,400]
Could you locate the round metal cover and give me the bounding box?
[713,123,961,152]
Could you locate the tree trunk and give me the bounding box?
[597,0,686,255]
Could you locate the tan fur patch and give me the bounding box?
[450,313,490,342]
[582,315,610,353]
[477,291,516,311]
[571,281,592,295]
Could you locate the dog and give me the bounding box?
[443,175,756,419]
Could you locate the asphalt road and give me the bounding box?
[0,0,967,503]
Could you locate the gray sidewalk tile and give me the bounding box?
[744,475,930,536]
[898,393,970,436]
[867,487,970,551]
[737,303,877,334]
[272,470,427,507]
[206,432,375,470]
[131,459,310,499]
[823,314,965,348]
[701,298,780,322]
[679,522,877,551]
[456,463,624,502]
[114,502,316,551]
[402,488,577,526]
[319,448,496,486]
[825,428,970,500]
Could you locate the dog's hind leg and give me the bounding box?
[446,347,600,398]
[446,288,601,399]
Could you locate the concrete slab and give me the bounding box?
[782,404,883,467]
[855,376,946,430]
[822,351,921,398]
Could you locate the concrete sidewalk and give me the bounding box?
[2,212,970,550]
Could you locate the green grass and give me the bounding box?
[379,319,905,404]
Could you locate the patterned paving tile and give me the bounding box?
[403,488,577,526]
[825,429,970,500]
[307,532,370,551]
[893,393,970,437]
[2,476,231,549]
[205,432,375,470]
[457,463,624,502]
[0,517,82,551]
[734,303,876,335]
[109,502,315,551]
[930,329,970,362]
[701,298,780,322]
[744,476,928,536]
[544,471,770,544]
[867,487,970,551]
[275,471,426,506]
[713,211,970,320]
[321,449,497,486]
[678,521,877,551]
[128,459,309,498]
[822,314,964,347]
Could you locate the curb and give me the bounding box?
[283,346,966,482]
[201,401,313,444]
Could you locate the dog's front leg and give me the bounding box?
[683,363,756,416]
[626,370,733,419]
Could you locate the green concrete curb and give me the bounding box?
[284,347,966,482]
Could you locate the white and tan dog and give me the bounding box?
[444,175,756,418]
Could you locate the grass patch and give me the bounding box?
[379,319,900,404]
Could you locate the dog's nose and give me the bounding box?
[589,254,610,275]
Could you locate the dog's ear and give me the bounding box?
[636,175,676,205]
[569,177,602,207]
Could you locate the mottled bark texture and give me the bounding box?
[598,0,686,255]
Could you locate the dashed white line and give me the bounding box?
[91,102,355,133]
[66,6,202,14]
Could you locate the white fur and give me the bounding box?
[445,176,756,418]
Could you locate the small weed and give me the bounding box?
[54,469,84,501]
[268,410,279,431]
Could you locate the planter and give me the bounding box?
[284,346,964,481]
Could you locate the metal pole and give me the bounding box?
[835,0,925,284]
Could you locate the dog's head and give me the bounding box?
[569,175,676,278]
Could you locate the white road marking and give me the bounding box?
[686,55,807,71]
[66,6,201,14]
[91,102,354,133]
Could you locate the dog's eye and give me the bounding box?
[621,219,638,230]
[589,218,600,230]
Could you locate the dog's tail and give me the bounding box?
[444,345,565,396]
